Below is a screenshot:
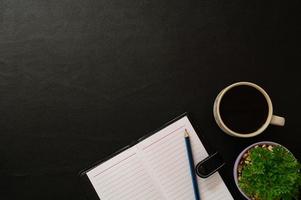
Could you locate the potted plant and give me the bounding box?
[234,141,301,200]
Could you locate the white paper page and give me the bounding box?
[137,116,234,200]
[86,146,164,200]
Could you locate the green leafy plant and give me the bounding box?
[238,145,301,200]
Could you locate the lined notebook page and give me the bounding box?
[87,146,165,200]
[137,116,233,200]
[86,116,233,200]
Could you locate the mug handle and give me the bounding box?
[270,115,285,126]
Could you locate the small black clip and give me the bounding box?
[195,152,225,178]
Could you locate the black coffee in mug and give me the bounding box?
[219,85,269,134]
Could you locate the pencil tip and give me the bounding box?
[184,129,189,137]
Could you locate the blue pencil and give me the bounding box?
[184,129,201,200]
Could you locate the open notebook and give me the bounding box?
[83,116,233,200]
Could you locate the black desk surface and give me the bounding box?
[0,0,300,199]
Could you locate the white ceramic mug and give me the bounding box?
[213,82,285,138]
